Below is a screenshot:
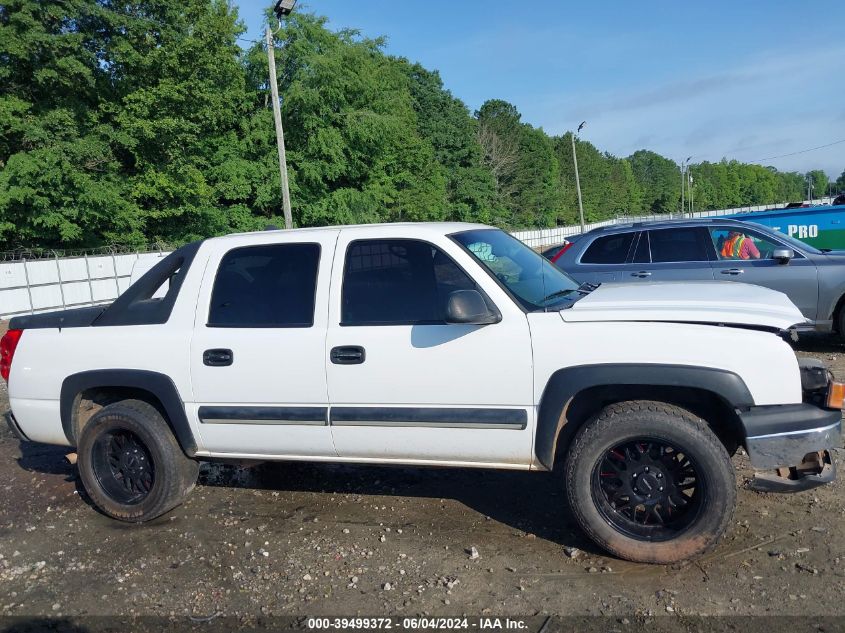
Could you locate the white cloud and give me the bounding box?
[523,44,845,176]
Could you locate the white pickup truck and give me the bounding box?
[2,223,841,563]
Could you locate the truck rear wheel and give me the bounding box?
[77,399,199,522]
[564,400,735,563]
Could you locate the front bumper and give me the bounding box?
[741,403,841,492]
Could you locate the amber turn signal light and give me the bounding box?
[826,382,845,410]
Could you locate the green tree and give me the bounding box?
[246,13,448,227]
[475,99,564,227]
[628,150,681,214]
[806,170,828,200]
[398,61,497,223]
[0,1,835,249]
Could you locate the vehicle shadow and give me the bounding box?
[8,431,604,556]
[15,439,76,478]
[197,459,604,556]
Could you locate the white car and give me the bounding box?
[2,223,841,563]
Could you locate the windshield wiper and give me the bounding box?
[541,288,578,303]
[578,282,600,293]
[541,282,600,304]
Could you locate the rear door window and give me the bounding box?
[580,233,635,264]
[646,228,710,263]
[208,243,320,327]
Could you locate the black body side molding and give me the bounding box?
[535,363,754,470]
[60,369,197,457]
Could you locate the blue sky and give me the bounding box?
[234,1,845,179]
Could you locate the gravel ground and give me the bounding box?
[2,321,845,620]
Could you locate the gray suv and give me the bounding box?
[548,218,845,335]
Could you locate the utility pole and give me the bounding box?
[267,0,297,230]
[680,156,691,217]
[572,121,586,233]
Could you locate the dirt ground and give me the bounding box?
[2,322,845,622]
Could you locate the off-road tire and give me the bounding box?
[77,399,199,522]
[564,400,736,564]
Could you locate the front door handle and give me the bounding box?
[631,271,652,278]
[203,348,233,367]
[721,268,744,275]
[331,346,366,365]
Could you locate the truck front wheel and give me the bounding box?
[564,400,736,563]
[77,399,199,522]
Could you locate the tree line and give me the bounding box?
[1,0,842,250]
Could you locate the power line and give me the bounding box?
[749,138,845,164]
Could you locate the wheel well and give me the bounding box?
[551,385,743,467]
[70,387,169,444]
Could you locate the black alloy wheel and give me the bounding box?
[92,429,155,505]
[591,438,704,542]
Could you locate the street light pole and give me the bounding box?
[688,171,694,216]
[267,0,297,230]
[572,121,586,233]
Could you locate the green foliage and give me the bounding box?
[0,1,838,249]
[806,170,829,199]
[475,99,564,228]
[628,150,682,214]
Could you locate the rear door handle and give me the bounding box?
[631,271,652,278]
[721,268,744,275]
[331,346,365,365]
[203,348,233,367]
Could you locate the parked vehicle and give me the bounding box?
[3,223,841,564]
[725,203,845,250]
[540,238,578,263]
[549,218,845,335]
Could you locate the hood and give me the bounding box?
[560,281,807,331]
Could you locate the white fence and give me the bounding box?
[0,197,835,320]
[0,251,169,320]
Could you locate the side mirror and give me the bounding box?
[772,248,794,264]
[446,290,500,325]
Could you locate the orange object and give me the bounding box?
[826,381,845,410]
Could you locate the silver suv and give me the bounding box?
[548,218,845,335]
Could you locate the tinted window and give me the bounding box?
[581,233,635,264]
[342,239,479,325]
[208,243,320,327]
[647,228,709,263]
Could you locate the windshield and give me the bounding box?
[452,229,582,310]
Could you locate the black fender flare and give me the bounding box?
[60,369,197,457]
[534,363,754,470]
